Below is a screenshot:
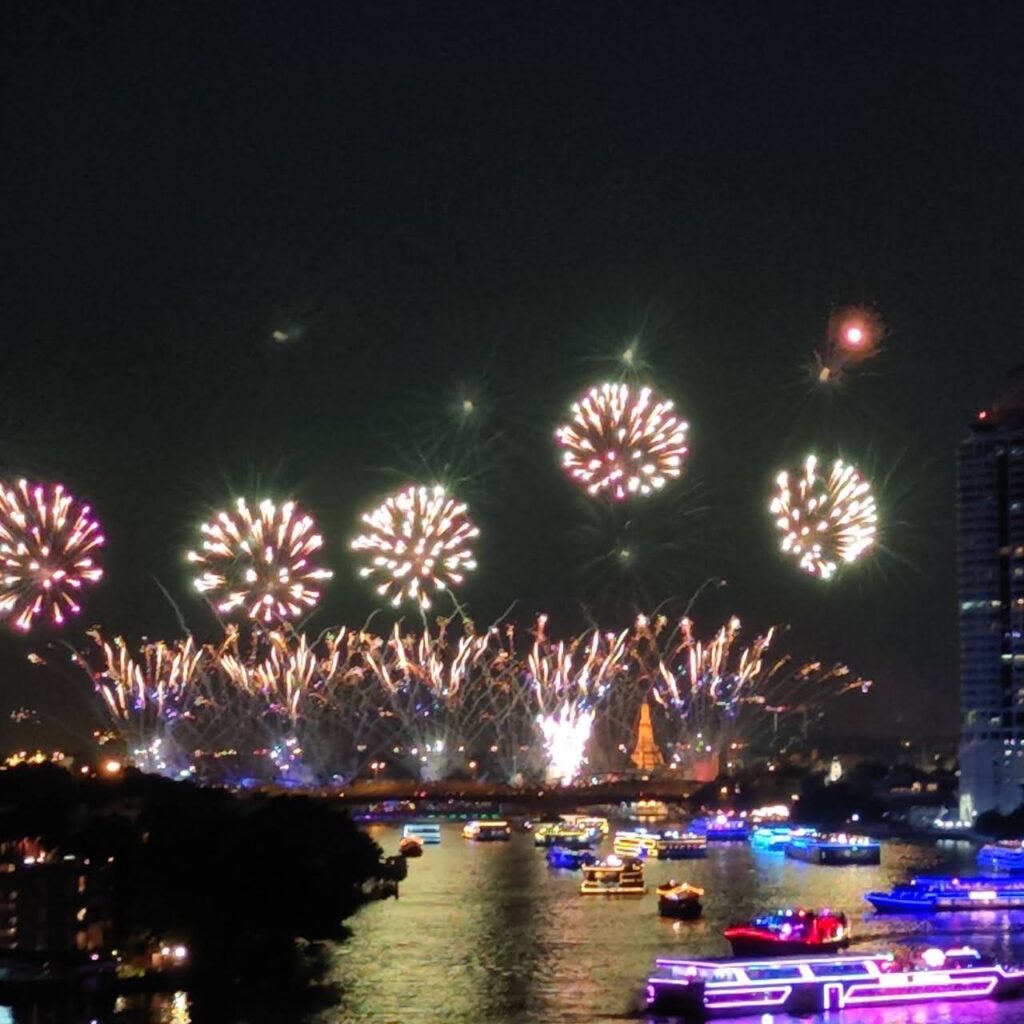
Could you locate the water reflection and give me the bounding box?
[12,828,1024,1024]
[325,825,1023,1024]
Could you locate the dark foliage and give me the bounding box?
[0,766,385,989]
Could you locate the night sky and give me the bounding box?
[4,1,1024,748]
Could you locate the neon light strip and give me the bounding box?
[837,977,997,1006]
[704,986,792,1010]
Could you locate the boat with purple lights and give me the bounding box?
[723,908,849,956]
[546,845,597,870]
[644,946,1024,1017]
[690,815,748,841]
[866,875,1024,913]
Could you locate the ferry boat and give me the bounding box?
[749,826,815,851]
[657,881,704,919]
[461,820,511,841]
[615,829,707,860]
[398,835,424,857]
[645,946,1024,1017]
[402,822,441,845]
[785,831,880,865]
[560,813,609,835]
[691,815,749,841]
[579,855,647,895]
[533,822,595,849]
[866,875,1024,913]
[547,845,598,870]
[723,908,849,957]
[978,841,1024,873]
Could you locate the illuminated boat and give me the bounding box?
[866,875,1024,913]
[691,815,749,841]
[560,813,609,835]
[723,908,849,956]
[533,822,595,849]
[461,820,511,841]
[657,881,704,919]
[402,822,441,845]
[978,841,1024,873]
[644,946,1024,1018]
[784,831,880,865]
[749,826,815,851]
[546,845,598,870]
[579,855,646,895]
[398,836,424,857]
[615,829,707,860]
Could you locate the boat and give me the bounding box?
[398,835,424,857]
[657,881,704,919]
[644,946,1024,1017]
[615,829,707,860]
[461,820,511,841]
[691,815,749,841]
[402,822,441,845]
[978,841,1024,873]
[559,813,609,835]
[533,822,595,849]
[784,831,880,865]
[613,830,659,858]
[579,855,647,895]
[723,908,849,956]
[866,874,1024,913]
[749,826,815,851]
[655,831,708,859]
[546,845,598,870]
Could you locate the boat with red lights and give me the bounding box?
[657,881,703,919]
[398,836,424,857]
[723,908,849,956]
[645,946,1024,1018]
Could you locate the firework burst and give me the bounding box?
[187,498,332,622]
[770,455,877,579]
[555,383,689,500]
[351,485,479,609]
[0,480,105,631]
[815,305,885,385]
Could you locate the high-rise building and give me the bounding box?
[958,370,1024,818]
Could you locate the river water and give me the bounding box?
[16,823,1024,1023]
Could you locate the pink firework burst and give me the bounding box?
[0,480,105,631]
[351,484,479,609]
[554,383,690,500]
[187,498,333,622]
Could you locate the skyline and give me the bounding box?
[5,2,1024,745]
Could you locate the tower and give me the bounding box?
[631,700,664,773]
[958,370,1024,818]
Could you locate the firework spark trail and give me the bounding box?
[770,456,877,580]
[352,485,479,610]
[187,498,332,622]
[527,615,630,783]
[365,619,499,779]
[555,383,689,500]
[640,614,871,774]
[0,480,104,631]
[76,630,207,775]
